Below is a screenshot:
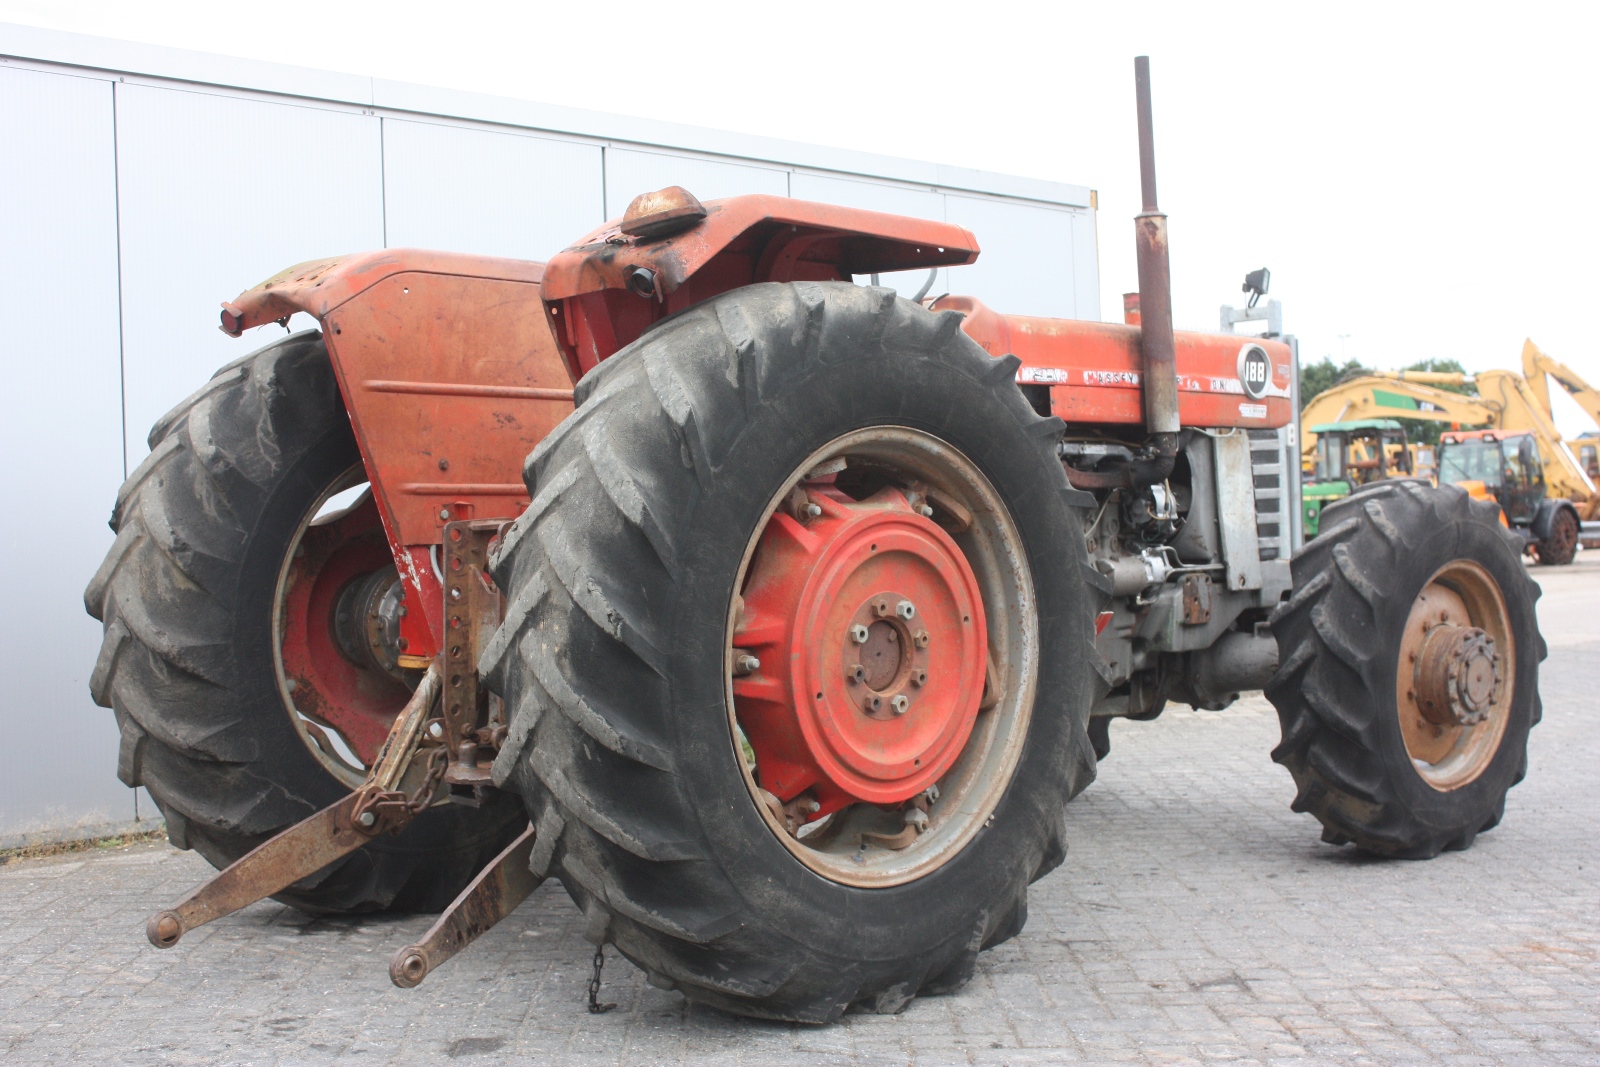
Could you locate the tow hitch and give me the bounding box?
[144,521,530,988]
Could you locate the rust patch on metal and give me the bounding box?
[389,823,541,988]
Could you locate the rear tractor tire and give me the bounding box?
[1266,480,1545,858]
[482,282,1098,1021]
[84,331,525,914]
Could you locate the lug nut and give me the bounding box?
[896,600,915,620]
[865,695,882,713]
[849,624,870,644]
[874,599,891,617]
[805,502,822,518]
[911,669,927,687]
[846,663,866,685]
[733,652,760,676]
[914,630,930,648]
[891,694,909,715]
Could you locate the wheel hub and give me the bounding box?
[733,485,987,814]
[1414,624,1501,726]
[1396,560,1516,791]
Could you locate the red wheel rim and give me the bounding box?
[724,428,1039,888]
[735,486,987,814]
[275,476,411,781]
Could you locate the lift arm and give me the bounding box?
[1300,375,1498,458]
[1522,339,1600,428]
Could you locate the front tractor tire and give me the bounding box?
[84,332,524,914]
[482,282,1097,1022]
[1267,480,1545,858]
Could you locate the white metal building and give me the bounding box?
[0,22,1100,842]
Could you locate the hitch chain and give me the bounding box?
[349,746,449,835]
[587,945,617,1014]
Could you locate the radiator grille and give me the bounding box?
[1248,428,1287,561]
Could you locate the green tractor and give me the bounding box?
[1302,419,1417,537]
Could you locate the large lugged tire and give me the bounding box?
[84,331,524,913]
[1531,505,1578,566]
[482,282,1096,1022]
[1266,480,1544,858]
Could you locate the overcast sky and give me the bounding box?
[5,0,1597,433]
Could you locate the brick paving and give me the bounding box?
[2,558,1597,1066]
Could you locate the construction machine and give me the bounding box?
[84,60,1545,1023]
[1300,369,1596,558]
[1438,429,1586,563]
[1301,419,1416,537]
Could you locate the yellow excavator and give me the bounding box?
[1298,341,1598,560]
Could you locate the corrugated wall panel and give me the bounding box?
[0,66,129,834]
[381,119,604,260]
[115,84,384,464]
[603,148,787,220]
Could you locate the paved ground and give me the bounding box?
[3,556,1597,1066]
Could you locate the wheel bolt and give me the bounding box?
[918,505,934,518]
[896,600,915,620]
[733,653,760,676]
[849,624,869,644]
[914,630,930,648]
[846,663,866,685]
[357,810,377,828]
[805,502,822,518]
[891,694,909,715]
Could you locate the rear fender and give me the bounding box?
[223,250,572,656]
[1531,498,1578,542]
[540,193,979,376]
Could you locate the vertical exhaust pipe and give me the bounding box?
[1054,57,1183,493]
[1133,56,1180,469]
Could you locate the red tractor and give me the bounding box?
[85,60,1542,1022]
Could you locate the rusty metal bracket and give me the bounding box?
[440,520,508,805]
[146,662,444,948]
[388,822,541,988]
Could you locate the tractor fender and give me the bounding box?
[218,250,572,658]
[539,192,979,376]
[1531,497,1580,542]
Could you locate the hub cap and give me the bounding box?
[726,428,1037,887]
[1396,560,1514,790]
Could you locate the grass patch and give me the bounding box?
[0,828,167,868]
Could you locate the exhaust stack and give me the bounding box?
[1133,56,1180,457]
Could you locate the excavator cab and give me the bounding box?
[1438,430,1545,526]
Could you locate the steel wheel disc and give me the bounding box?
[726,427,1037,888]
[1396,559,1515,790]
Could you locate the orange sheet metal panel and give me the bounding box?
[934,295,1294,430]
[542,194,981,375]
[223,250,570,654]
[322,270,573,547]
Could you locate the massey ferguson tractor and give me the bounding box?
[84,60,1543,1023]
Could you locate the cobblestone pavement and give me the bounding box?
[3,558,1597,1066]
